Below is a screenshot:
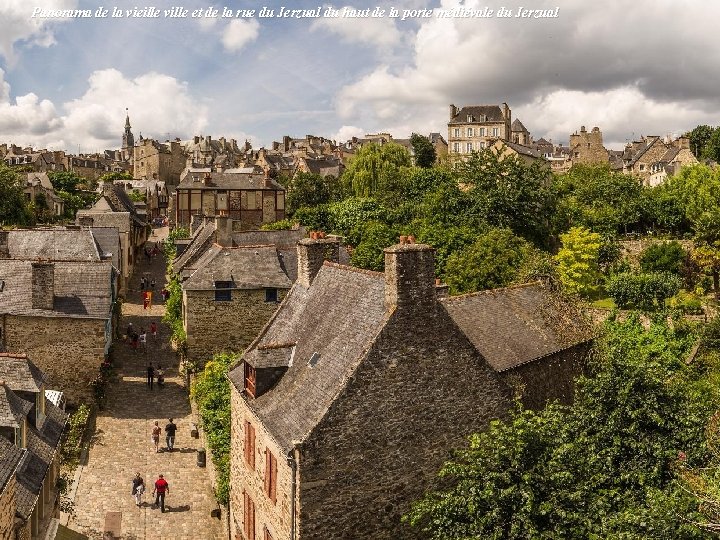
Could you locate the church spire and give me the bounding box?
[122,108,135,160]
[125,108,131,129]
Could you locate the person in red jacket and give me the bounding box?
[153,474,170,512]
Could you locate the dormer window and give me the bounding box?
[244,363,256,397]
[214,281,232,301]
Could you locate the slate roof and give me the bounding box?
[0,260,113,319]
[450,105,504,124]
[0,354,46,393]
[232,228,307,283]
[172,221,217,276]
[229,263,389,451]
[5,229,100,261]
[101,183,141,217]
[183,246,292,290]
[178,170,284,191]
[89,227,121,271]
[26,172,54,190]
[0,437,23,494]
[0,385,30,429]
[441,282,591,372]
[428,133,447,145]
[502,141,544,159]
[14,397,66,520]
[511,118,528,132]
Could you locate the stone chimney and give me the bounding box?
[214,216,232,247]
[449,104,458,120]
[384,238,436,313]
[31,262,55,311]
[190,213,204,234]
[0,231,8,259]
[263,169,273,188]
[296,235,340,288]
[283,136,291,152]
[102,179,114,196]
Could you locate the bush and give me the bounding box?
[606,272,682,310]
[640,241,687,275]
[667,290,704,315]
[260,219,294,231]
[190,354,234,505]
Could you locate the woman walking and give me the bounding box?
[132,473,145,506]
[151,421,161,453]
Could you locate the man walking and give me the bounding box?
[165,418,177,451]
[147,363,154,390]
[152,474,169,512]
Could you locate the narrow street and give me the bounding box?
[68,228,225,540]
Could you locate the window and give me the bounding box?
[264,449,277,503]
[467,127,473,137]
[453,128,460,138]
[479,128,485,136]
[244,421,256,467]
[243,492,255,539]
[480,142,486,149]
[492,128,499,137]
[265,288,278,303]
[639,164,645,171]
[466,142,473,153]
[276,192,285,211]
[452,142,460,153]
[214,281,232,301]
[244,363,256,397]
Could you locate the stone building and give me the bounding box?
[447,103,512,158]
[568,126,610,165]
[0,353,66,539]
[23,173,64,217]
[174,169,285,229]
[76,181,148,294]
[490,140,548,167]
[133,138,185,188]
[622,135,698,185]
[228,238,591,539]
[0,239,117,404]
[428,132,448,161]
[511,118,531,145]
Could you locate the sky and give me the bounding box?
[0,0,719,153]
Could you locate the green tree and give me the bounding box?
[349,221,398,271]
[98,171,133,183]
[342,142,411,197]
[0,163,31,226]
[406,315,710,538]
[687,125,716,159]
[640,241,687,275]
[48,170,85,192]
[410,133,436,168]
[555,226,602,297]
[286,172,343,215]
[444,228,533,295]
[456,147,554,247]
[605,271,682,310]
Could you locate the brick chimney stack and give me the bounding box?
[31,261,55,311]
[384,237,436,313]
[296,234,340,288]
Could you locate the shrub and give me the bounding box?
[640,241,687,275]
[606,272,682,310]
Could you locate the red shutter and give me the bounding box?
[270,452,277,504]
[244,421,255,469]
[243,491,256,539]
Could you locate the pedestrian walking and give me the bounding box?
[152,474,169,512]
[132,473,145,506]
[131,332,139,352]
[150,278,156,291]
[161,288,168,302]
[165,418,177,451]
[150,321,158,339]
[151,420,161,452]
[156,366,165,388]
[139,329,147,352]
[140,277,146,291]
[147,363,154,389]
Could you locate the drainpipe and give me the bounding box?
[287,444,299,540]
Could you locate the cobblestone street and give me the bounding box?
[68,228,225,540]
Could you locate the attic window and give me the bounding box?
[308,352,320,367]
[214,280,232,301]
[0,280,4,292]
[265,288,278,303]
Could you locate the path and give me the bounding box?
[68,228,224,540]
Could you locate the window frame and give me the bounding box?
[214,280,233,302]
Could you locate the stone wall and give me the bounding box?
[501,344,590,410]
[184,289,286,364]
[0,474,16,540]
[569,126,608,165]
[297,304,512,539]
[3,315,108,405]
[230,385,293,540]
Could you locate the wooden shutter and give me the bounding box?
[243,491,255,539]
[264,449,277,504]
[244,421,255,469]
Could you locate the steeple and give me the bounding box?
[122,108,135,160]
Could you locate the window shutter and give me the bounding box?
[270,453,277,504]
[264,449,271,496]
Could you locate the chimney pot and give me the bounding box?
[297,237,341,288]
[399,235,408,245]
[407,235,416,244]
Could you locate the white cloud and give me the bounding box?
[0,68,209,152]
[332,125,366,142]
[311,5,402,48]
[0,0,78,62]
[222,19,260,52]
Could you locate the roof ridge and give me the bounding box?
[322,261,384,278]
[442,280,542,301]
[212,243,277,250]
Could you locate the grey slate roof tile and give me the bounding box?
[0,437,23,493]
[5,229,100,261]
[441,282,591,372]
[451,105,504,123]
[0,355,46,393]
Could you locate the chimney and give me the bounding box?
[102,179,114,196]
[194,136,200,144]
[264,169,273,188]
[31,262,55,311]
[283,136,291,152]
[190,213,204,234]
[435,278,449,300]
[0,231,8,259]
[384,239,436,312]
[215,216,232,247]
[296,235,340,288]
[203,172,212,186]
[272,141,280,151]
[449,104,457,120]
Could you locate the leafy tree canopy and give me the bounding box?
[342,142,411,197]
[0,163,32,226]
[555,226,602,297]
[285,172,343,216]
[410,133,436,168]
